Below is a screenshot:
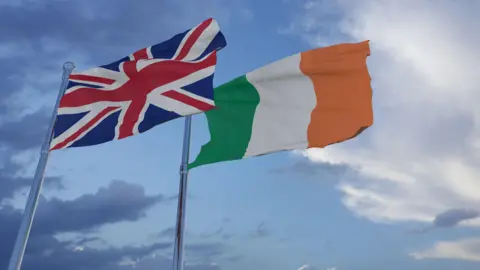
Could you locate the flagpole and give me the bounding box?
[7,62,75,270]
[172,115,192,270]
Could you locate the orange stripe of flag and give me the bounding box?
[300,40,373,148]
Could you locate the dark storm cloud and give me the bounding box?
[33,180,163,235]
[0,57,29,114]
[19,237,172,270]
[0,180,167,270]
[5,232,220,270]
[409,208,480,233]
[433,208,479,228]
[0,166,31,201]
[0,157,63,202]
[0,111,58,207]
[0,111,51,151]
[0,173,63,203]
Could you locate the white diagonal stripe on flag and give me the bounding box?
[181,21,220,61]
[50,107,122,149]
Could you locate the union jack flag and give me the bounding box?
[50,18,226,150]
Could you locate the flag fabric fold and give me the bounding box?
[51,18,226,151]
[189,41,373,169]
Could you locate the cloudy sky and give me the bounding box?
[1,0,479,269]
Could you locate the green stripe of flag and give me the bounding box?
[188,75,260,169]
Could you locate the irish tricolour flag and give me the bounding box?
[189,41,373,169]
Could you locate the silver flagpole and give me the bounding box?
[7,62,75,270]
[172,115,192,270]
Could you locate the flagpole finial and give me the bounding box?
[63,61,75,72]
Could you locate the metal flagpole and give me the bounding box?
[172,115,192,270]
[7,62,75,270]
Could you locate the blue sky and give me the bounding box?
[1,0,480,270]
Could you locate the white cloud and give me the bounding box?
[292,0,480,226]
[411,238,480,262]
[296,264,336,270]
[297,264,313,270]
[298,264,310,270]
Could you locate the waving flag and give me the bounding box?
[189,41,372,169]
[50,18,226,150]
